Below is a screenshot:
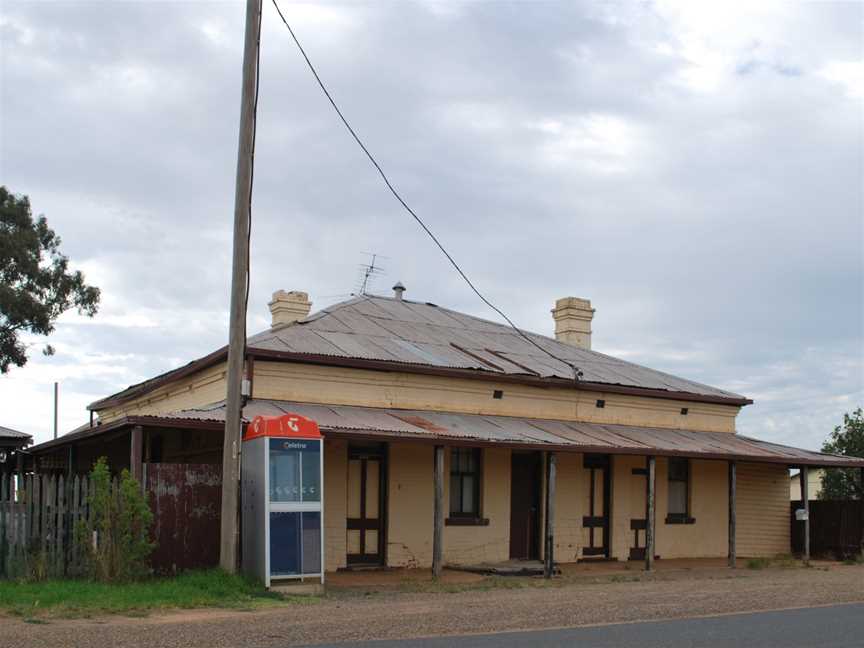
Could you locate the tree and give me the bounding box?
[819,408,864,500]
[77,457,154,581]
[0,186,100,372]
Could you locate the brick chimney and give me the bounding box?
[268,290,312,328]
[551,297,594,349]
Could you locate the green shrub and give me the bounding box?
[76,457,154,582]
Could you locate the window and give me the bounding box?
[667,458,693,523]
[449,448,481,518]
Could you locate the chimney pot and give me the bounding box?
[392,281,406,301]
[551,296,594,349]
[268,290,312,329]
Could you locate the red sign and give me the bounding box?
[243,413,321,441]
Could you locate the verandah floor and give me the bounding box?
[325,557,810,589]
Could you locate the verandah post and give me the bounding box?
[728,460,736,568]
[645,455,656,571]
[860,467,864,558]
[800,465,810,564]
[543,451,556,579]
[432,445,444,580]
[130,425,144,485]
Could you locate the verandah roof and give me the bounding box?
[31,399,864,469]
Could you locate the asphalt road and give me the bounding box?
[304,603,864,648]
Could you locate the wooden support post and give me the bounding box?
[543,452,557,579]
[645,455,656,571]
[800,466,810,564]
[432,445,444,580]
[860,468,864,557]
[728,461,736,568]
[130,426,143,485]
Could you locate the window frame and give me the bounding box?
[446,447,487,524]
[665,457,695,524]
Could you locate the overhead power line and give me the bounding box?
[269,0,582,381]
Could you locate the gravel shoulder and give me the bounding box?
[3,564,863,648]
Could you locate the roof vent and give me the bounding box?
[268,290,312,328]
[393,281,406,301]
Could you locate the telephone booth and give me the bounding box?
[241,413,324,587]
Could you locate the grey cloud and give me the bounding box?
[1,1,861,447]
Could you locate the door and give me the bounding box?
[581,454,611,558]
[346,444,387,566]
[509,452,541,560]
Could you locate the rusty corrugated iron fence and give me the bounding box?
[145,463,222,573]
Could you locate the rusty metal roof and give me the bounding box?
[48,399,861,468]
[91,295,751,410]
[0,425,31,442]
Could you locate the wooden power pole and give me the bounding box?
[220,0,263,573]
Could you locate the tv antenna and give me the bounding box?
[355,252,388,295]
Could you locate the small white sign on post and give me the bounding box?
[795,508,809,521]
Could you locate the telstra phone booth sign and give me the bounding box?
[241,413,324,587]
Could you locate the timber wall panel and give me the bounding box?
[736,462,790,557]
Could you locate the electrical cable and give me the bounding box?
[269,0,582,380]
[241,1,263,376]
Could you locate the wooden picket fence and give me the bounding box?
[0,473,95,579]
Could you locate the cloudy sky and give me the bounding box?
[1,1,862,448]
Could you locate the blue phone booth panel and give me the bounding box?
[269,511,322,576]
[269,439,321,503]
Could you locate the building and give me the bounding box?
[28,288,864,571]
[790,469,824,501]
[0,424,32,471]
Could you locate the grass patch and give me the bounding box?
[746,554,800,570]
[0,569,313,618]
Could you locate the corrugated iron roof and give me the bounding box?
[91,295,751,410]
[0,425,31,441]
[49,399,861,468]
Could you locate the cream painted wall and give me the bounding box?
[385,443,515,567]
[654,458,728,559]
[98,362,227,422]
[323,439,348,571]
[551,452,587,563]
[325,442,766,570]
[611,455,645,561]
[252,362,739,433]
[386,443,434,567]
[443,446,512,565]
[96,357,740,434]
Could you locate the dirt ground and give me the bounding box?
[3,562,863,648]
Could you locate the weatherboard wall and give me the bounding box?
[97,362,228,423]
[736,462,791,557]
